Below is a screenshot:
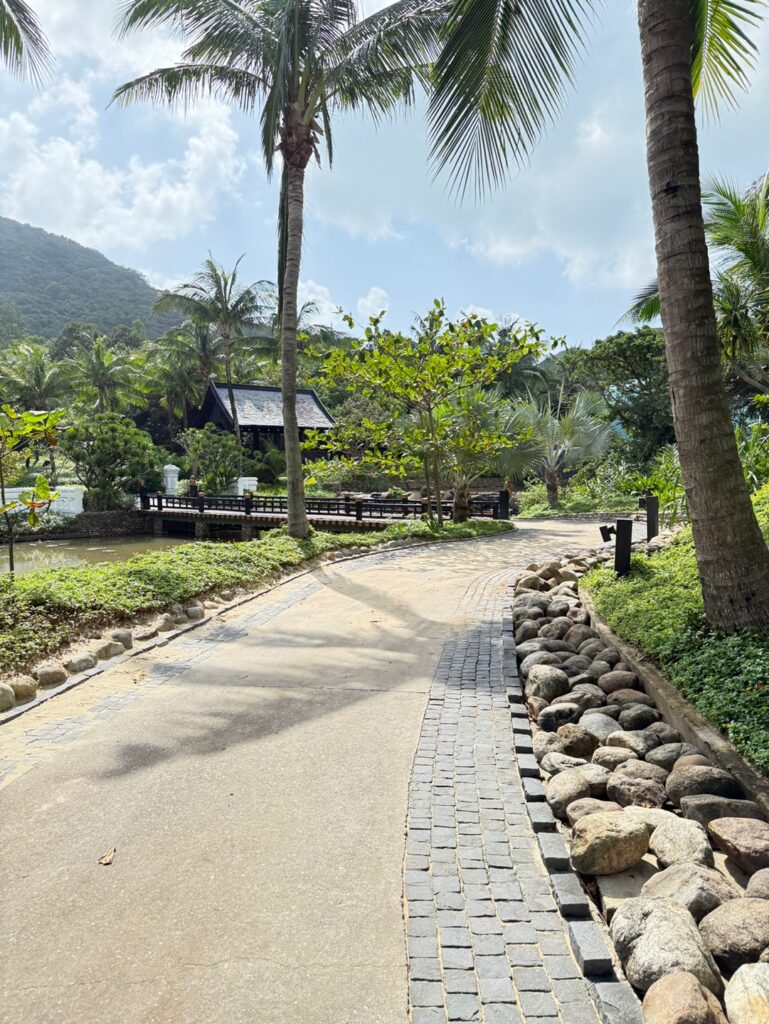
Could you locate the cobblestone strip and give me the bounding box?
[405,567,603,1024]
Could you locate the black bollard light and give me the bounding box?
[498,490,510,521]
[643,491,659,542]
[599,520,633,576]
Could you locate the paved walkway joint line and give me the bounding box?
[404,569,602,1024]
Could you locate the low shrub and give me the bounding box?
[516,481,633,518]
[582,499,769,774]
[0,518,514,672]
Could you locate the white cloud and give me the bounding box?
[462,304,496,322]
[298,279,346,329]
[0,82,245,251]
[356,285,389,319]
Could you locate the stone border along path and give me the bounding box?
[404,566,640,1024]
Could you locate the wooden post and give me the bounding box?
[645,492,659,541]
[355,500,363,522]
[498,490,510,521]
[615,518,633,576]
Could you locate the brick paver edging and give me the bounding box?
[403,563,642,1024]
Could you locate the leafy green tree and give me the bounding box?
[0,0,51,80]
[0,298,27,346]
[151,257,268,453]
[427,0,769,630]
[557,328,674,465]
[0,406,62,574]
[179,423,242,494]
[62,414,160,511]
[501,391,617,507]
[113,0,442,540]
[0,342,70,410]
[66,333,140,412]
[309,303,545,525]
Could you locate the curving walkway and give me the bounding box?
[0,521,602,1024]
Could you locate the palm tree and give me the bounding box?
[0,342,70,409]
[500,390,617,507]
[66,334,140,413]
[0,0,51,80]
[152,257,268,455]
[113,0,444,539]
[427,0,769,631]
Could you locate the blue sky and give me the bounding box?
[0,1,767,346]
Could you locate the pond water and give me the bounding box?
[0,535,188,575]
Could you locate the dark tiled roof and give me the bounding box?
[212,384,334,429]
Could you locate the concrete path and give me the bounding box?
[0,520,601,1024]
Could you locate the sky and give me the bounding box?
[0,1,767,346]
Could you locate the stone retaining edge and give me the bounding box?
[580,587,769,819]
[0,530,516,727]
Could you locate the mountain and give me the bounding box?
[0,217,179,340]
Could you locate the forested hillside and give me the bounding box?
[0,217,178,340]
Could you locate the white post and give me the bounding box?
[237,476,259,496]
[163,464,180,495]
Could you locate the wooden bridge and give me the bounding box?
[138,492,509,539]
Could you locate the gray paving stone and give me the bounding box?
[441,927,473,948]
[442,947,474,970]
[412,958,442,981]
[550,873,590,919]
[522,777,546,801]
[589,981,642,1024]
[544,955,581,980]
[475,956,511,979]
[518,991,558,1017]
[512,967,549,991]
[446,993,481,1021]
[478,978,516,1004]
[413,1009,448,1024]
[536,832,570,871]
[482,1006,523,1024]
[527,803,556,832]
[443,970,478,994]
[412,981,445,1007]
[567,920,614,977]
[472,934,505,956]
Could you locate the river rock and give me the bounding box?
[610,898,722,994]
[667,767,743,807]
[546,769,591,820]
[611,689,657,708]
[92,639,125,660]
[708,818,769,875]
[676,755,712,770]
[594,647,621,666]
[570,812,650,875]
[533,731,566,763]
[562,654,593,675]
[516,572,542,591]
[34,661,68,686]
[542,639,578,654]
[566,624,598,647]
[552,689,603,713]
[616,759,670,784]
[747,869,769,900]
[607,773,667,809]
[641,862,741,921]
[647,722,684,745]
[134,625,159,642]
[699,899,769,975]
[625,806,682,834]
[650,818,714,868]
[647,743,700,772]
[566,798,622,825]
[525,664,570,702]
[156,613,176,633]
[538,703,582,732]
[516,638,547,659]
[541,751,587,775]
[109,628,133,649]
[683,797,766,828]
[0,681,15,711]
[579,639,605,660]
[557,723,598,758]
[598,670,640,694]
[724,963,769,1024]
[642,972,728,1024]
[619,704,662,730]
[516,620,541,643]
[539,616,573,639]
[581,713,622,745]
[606,730,659,758]
[8,674,38,702]
[586,659,612,681]
[579,762,612,798]
[527,696,548,719]
[64,651,98,673]
[592,746,639,770]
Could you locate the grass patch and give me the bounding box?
[0,518,514,673]
[582,496,769,774]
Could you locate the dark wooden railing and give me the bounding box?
[139,492,506,521]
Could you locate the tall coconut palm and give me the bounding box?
[500,390,617,507]
[428,0,769,631]
[0,342,70,409]
[66,334,140,413]
[0,0,51,80]
[152,257,269,457]
[113,0,445,538]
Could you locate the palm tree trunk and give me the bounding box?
[281,162,310,539]
[223,343,243,474]
[637,0,769,631]
[545,470,559,507]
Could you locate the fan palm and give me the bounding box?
[0,0,51,80]
[152,256,270,457]
[428,0,769,630]
[500,390,617,507]
[0,342,70,410]
[113,0,446,538]
[66,334,140,413]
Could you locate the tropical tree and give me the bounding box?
[113,0,444,539]
[66,333,140,412]
[428,0,769,631]
[0,342,70,410]
[501,391,617,507]
[0,0,51,80]
[179,423,242,493]
[152,257,268,454]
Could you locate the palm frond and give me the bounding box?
[111,62,262,111]
[621,280,662,325]
[690,0,765,115]
[0,0,52,82]
[428,0,596,199]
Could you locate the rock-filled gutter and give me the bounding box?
[508,538,769,1024]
